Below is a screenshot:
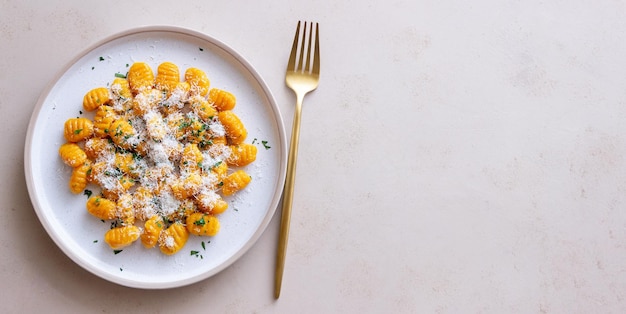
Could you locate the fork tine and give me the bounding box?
[304,22,313,72]
[287,21,300,72]
[297,22,307,72]
[312,23,320,75]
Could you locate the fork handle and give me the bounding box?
[274,95,304,299]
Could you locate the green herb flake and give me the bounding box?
[191,250,199,256]
[113,250,123,255]
[115,73,127,78]
[93,240,98,243]
[99,56,104,61]
[84,189,92,198]
[199,47,204,51]
[73,128,83,134]
[79,110,83,115]
[194,216,206,226]
[91,66,95,70]
[252,138,257,144]
[126,63,129,67]
[120,268,123,271]
[262,140,271,150]
[201,241,206,250]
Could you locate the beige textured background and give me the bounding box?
[2,0,626,312]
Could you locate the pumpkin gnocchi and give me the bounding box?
[58,61,259,256]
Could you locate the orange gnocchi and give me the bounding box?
[59,61,259,256]
[209,88,236,111]
[105,225,141,250]
[127,62,154,95]
[64,117,94,142]
[59,143,87,167]
[184,67,210,97]
[83,87,110,111]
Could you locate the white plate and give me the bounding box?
[24,26,287,289]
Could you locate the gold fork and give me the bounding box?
[274,21,320,299]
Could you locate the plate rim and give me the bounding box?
[23,25,287,289]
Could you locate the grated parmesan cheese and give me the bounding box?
[164,235,175,248]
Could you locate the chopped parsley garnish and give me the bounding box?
[99,56,104,61]
[73,129,83,134]
[252,138,257,144]
[191,250,203,259]
[201,241,206,250]
[262,140,271,150]
[194,216,206,226]
[113,250,123,254]
[83,189,92,198]
[199,47,204,51]
[115,72,126,78]
[93,240,98,243]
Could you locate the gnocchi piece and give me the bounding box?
[186,213,220,236]
[86,196,117,220]
[116,193,135,225]
[82,87,110,111]
[160,82,190,116]
[155,62,180,94]
[209,88,236,111]
[182,117,210,145]
[105,225,141,250]
[69,161,92,194]
[109,119,135,150]
[102,175,135,201]
[195,191,228,215]
[190,95,218,122]
[59,143,87,167]
[92,105,116,138]
[174,81,190,96]
[132,186,156,221]
[64,117,94,142]
[143,110,168,141]
[221,170,251,196]
[184,67,210,97]
[132,88,162,116]
[217,111,247,145]
[180,143,203,171]
[169,199,197,222]
[159,222,189,255]
[226,143,257,167]
[114,152,134,176]
[211,136,228,146]
[171,172,202,200]
[127,62,155,95]
[84,138,115,159]
[111,77,132,100]
[211,160,229,182]
[140,215,165,248]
